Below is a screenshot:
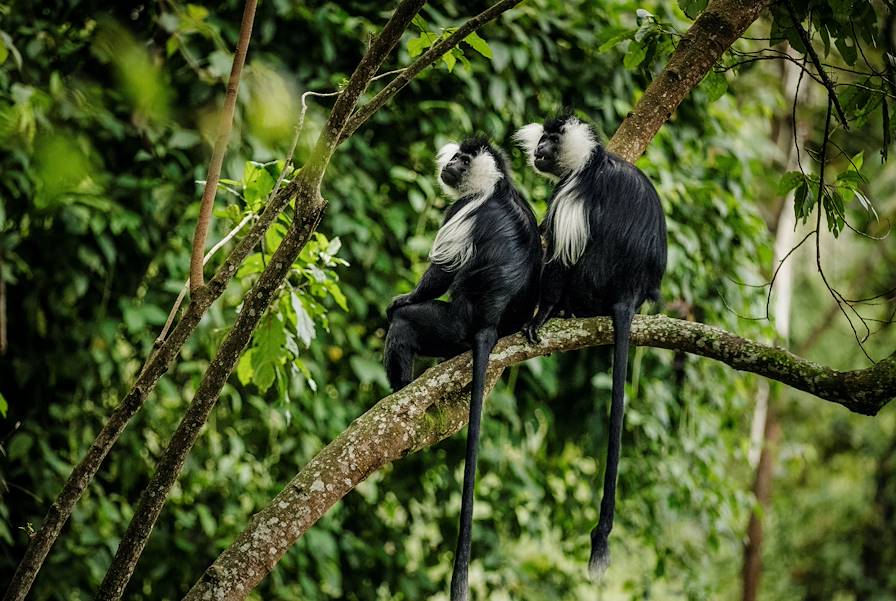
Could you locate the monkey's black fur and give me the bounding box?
[384,138,541,601]
[517,115,666,579]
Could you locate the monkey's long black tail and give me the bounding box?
[450,327,498,601]
[588,302,635,581]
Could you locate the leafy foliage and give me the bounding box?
[0,1,893,600]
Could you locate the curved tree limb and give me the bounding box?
[2,3,524,599]
[608,0,773,162]
[189,0,257,293]
[185,0,896,595]
[94,2,428,598]
[185,315,896,601]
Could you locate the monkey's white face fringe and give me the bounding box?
[436,143,460,175]
[430,148,503,271]
[559,117,597,175]
[514,123,558,181]
[546,174,589,266]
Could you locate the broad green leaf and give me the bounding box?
[0,392,6,418]
[598,29,635,53]
[237,349,254,385]
[464,32,492,59]
[442,51,457,72]
[407,33,433,58]
[678,0,708,18]
[700,70,727,102]
[623,41,648,69]
[324,280,348,311]
[8,432,32,460]
[253,362,276,393]
[777,171,805,195]
[291,292,315,347]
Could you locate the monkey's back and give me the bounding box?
[449,182,542,335]
[562,152,667,315]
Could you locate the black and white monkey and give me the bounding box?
[514,114,667,579]
[384,138,541,600]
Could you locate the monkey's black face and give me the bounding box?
[440,152,473,188]
[534,131,562,176]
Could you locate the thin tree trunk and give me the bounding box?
[189,0,257,292]
[742,406,782,601]
[608,0,773,161]
[95,2,427,598]
[1,3,522,599]
[741,46,804,601]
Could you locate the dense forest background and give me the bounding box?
[1,0,895,599]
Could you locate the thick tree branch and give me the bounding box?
[608,0,773,162]
[4,0,518,597]
[186,315,896,600]
[182,0,785,596]
[95,2,427,598]
[189,0,257,292]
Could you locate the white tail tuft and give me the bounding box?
[588,537,611,581]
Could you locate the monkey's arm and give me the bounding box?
[387,264,455,320]
[523,261,566,343]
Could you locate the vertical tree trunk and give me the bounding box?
[742,406,781,601]
[741,47,805,601]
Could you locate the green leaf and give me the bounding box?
[407,33,433,58]
[835,36,857,65]
[441,51,457,72]
[0,392,6,418]
[8,432,32,460]
[777,171,805,195]
[700,70,727,102]
[597,28,636,53]
[464,32,492,59]
[324,280,348,311]
[291,292,315,347]
[237,349,254,385]
[794,181,810,220]
[623,41,648,69]
[678,0,708,18]
[253,362,276,392]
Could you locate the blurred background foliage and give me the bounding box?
[0,0,894,599]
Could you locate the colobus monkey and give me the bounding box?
[515,114,667,579]
[384,138,541,601]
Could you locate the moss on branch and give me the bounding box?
[185,315,895,600]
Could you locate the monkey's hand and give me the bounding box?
[522,320,542,344]
[386,293,415,321]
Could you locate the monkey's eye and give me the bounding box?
[549,134,560,142]
[460,155,471,165]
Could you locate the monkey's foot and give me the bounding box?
[522,321,542,344]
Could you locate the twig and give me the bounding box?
[151,213,254,352]
[784,0,849,129]
[188,0,258,293]
[813,97,874,361]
